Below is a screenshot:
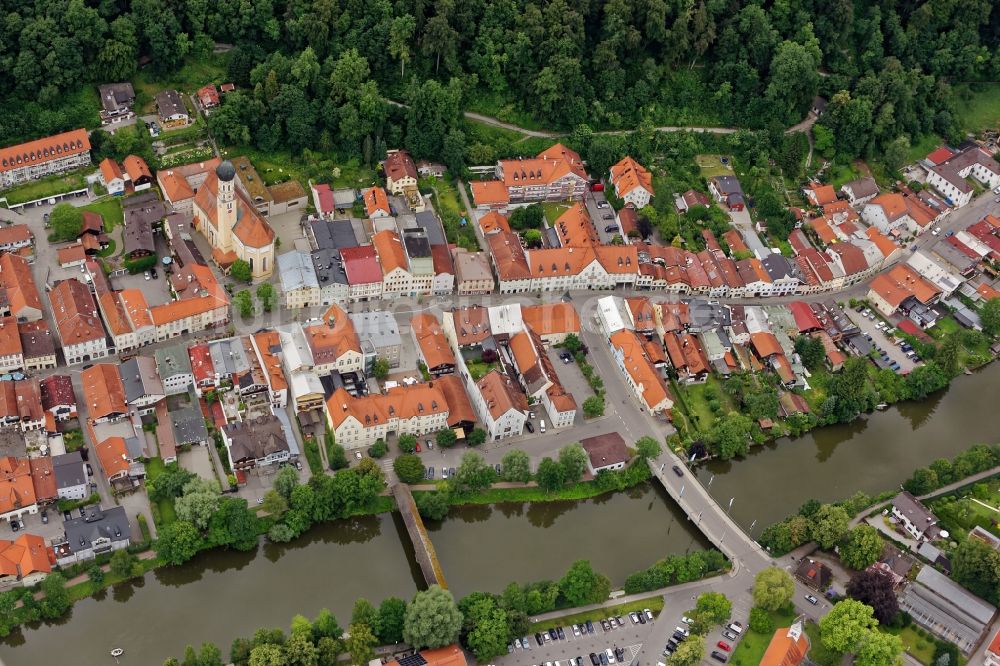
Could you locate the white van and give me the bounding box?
[539,420,546,433]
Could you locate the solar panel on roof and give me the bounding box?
[398,653,427,666]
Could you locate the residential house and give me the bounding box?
[149,264,229,341]
[56,504,130,565]
[0,533,52,587]
[496,143,589,203]
[157,157,221,217]
[251,330,290,409]
[155,90,189,127]
[906,251,963,297]
[40,375,77,422]
[119,356,165,415]
[188,343,216,394]
[123,155,153,191]
[470,180,510,212]
[580,432,630,474]
[891,491,941,542]
[867,264,941,318]
[470,370,526,441]
[0,379,44,432]
[674,189,710,213]
[862,192,936,237]
[154,344,195,395]
[401,228,434,295]
[279,251,322,308]
[326,383,450,448]
[122,191,164,258]
[431,244,455,295]
[80,364,128,424]
[52,452,88,501]
[50,278,109,365]
[841,177,879,204]
[708,176,745,211]
[986,630,1000,666]
[19,320,56,371]
[452,249,495,295]
[339,245,384,302]
[487,231,532,294]
[222,413,295,470]
[363,186,391,219]
[477,211,511,236]
[508,329,576,429]
[350,310,403,370]
[97,82,135,120]
[197,84,220,109]
[804,183,838,207]
[305,305,364,376]
[0,129,91,190]
[384,149,418,195]
[373,230,415,297]
[0,253,42,322]
[0,317,23,373]
[0,457,36,522]
[794,558,832,590]
[520,303,580,344]
[608,329,674,414]
[609,156,654,209]
[99,158,126,195]
[925,146,1000,207]
[412,313,456,377]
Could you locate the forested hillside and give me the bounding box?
[0,0,997,162]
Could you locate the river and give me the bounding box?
[2,364,997,664]
[696,363,1000,530]
[0,485,705,665]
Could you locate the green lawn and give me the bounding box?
[729,606,797,666]
[63,428,84,452]
[420,175,478,250]
[803,621,841,666]
[882,625,937,665]
[81,197,124,229]
[695,154,734,178]
[541,201,572,224]
[1,169,89,205]
[466,360,498,381]
[928,315,961,340]
[133,53,230,111]
[906,134,944,164]
[826,161,862,189]
[955,83,1000,133]
[303,435,323,475]
[675,377,736,435]
[145,457,178,528]
[531,597,665,633]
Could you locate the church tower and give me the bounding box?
[216,160,237,251]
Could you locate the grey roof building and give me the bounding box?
[414,211,446,246]
[900,565,996,654]
[208,337,250,377]
[62,504,130,558]
[52,451,88,493]
[155,89,186,119]
[98,82,135,114]
[154,343,194,393]
[222,413,293,469]
[311,219,360,250]
[350,311,402,368]
[761,254,801,281]
[120,356,164,406]
[170,403,209,446]
[279,251,320,292]
[311,248,350,288]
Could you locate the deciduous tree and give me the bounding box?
[559,560,611,606]
[840,525,883,570]
[500,450,531,483]
[393,454,425,484]
[403,586,463,649]
[819,599,878,653]
[752,567,794,611]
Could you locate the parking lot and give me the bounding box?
[496,611,655,666]
[584,190,619,245]
[844,308,918,371]
[544,345,591,428]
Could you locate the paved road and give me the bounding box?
[918,465,1000,501]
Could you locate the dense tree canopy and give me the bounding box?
[2,0,995,162]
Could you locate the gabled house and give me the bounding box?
[81,364,127,424]
[362,186,391,219]
[384,149,418,195]
[496,143,589,203]
[222,413,296,470]
[411,313,456,377]
[326,383,450,448]
[609,156,654,209]
[99,158,126,195]
[609,329,674,414]
[56,504,130,565]
[708,176,745,211]
[471,370,526,441]
[891,491,941,542]
[925,146,1000,207]
[155,90,188,127]
[50,278,109,365]
[40,375,77,421]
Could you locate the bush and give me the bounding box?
[748,606,774,634]
[124,255,157,274]
[394,454,425,484]
[368,439,388,458]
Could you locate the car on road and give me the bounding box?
[604,224,618,233]
[150,267,158,279]
[805,594,819,605]
[717,641,731,651]
[672,465,684,477]
[932,226,941,236]
[602,213,614,220]
[525,421,534,433]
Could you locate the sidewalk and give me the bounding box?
[17,550,158,607]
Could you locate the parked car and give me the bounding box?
[722,630,738,641]
[598,653,608,666]
[629,612,640,624]
[674,626,689,638]
[415,442,421,452]
[525,421,535,433]
[604,224,618,232]
[585,620,595,633]
[556,627,565,640]
[604,648,616,664]
[548,629,558,641]
[590,653,600,666]
[601,619,611,631]
[717,641,731,652]
[680,615,693,625]
[637,613,645,624]
[644,608,654,621]
[494,463,501,474]
[614,648,625,662]
[354,450,362,460]
[727,622,744,633]
[41,510,48,524]
[710,651,728,663]
[150,267,158,279]
[572,624,581,637]
[10,519,19,532]
[536,633,544,647]
[144,271,151,280]
[514,638,522,649]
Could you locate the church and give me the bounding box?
[192,160,276,280]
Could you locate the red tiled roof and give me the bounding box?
[926,146,955,165]
[0,129,90,174]
[788,301,823,333]
[340,245,383,285]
